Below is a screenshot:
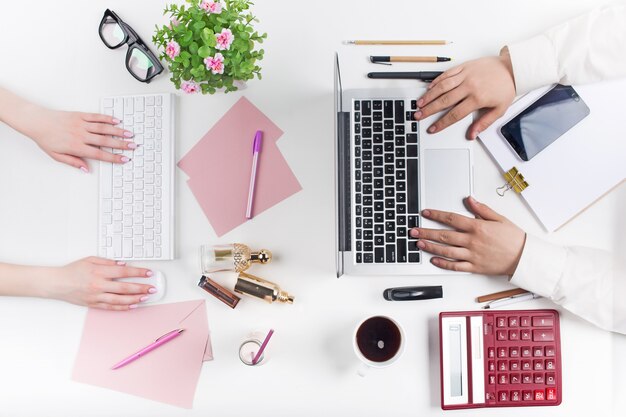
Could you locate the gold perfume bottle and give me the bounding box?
[200,243,272,273]
[234,272,294,304]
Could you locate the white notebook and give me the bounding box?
[479,79,626,232]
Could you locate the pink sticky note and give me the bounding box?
[178,97,302,236]
[72,300,210,409]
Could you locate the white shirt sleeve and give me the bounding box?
[510,234,625,334]
[507,2,626,95]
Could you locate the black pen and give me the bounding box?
[368,71,443,82]
[370,56,451,63]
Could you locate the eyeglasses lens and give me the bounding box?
[100,18,125,48]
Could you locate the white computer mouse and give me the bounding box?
[116,270,166,304]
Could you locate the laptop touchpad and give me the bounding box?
[423,149,471,214]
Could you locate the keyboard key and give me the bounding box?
[362,101,371,116]
[373,100,382,110]
[364,253,373,263]
[407,145,418,157]
[511,390,521,402]
[383,100,393,118]
[533,330,554,342]
[354,101,360,111]
[375,248,384,263]
[546,388,557,401]
[373,112,382,121]
[407,159,419,213]
[407,133,418,143]
[532,316,554,327]
[498,391,508,402]
[546,373,556,385]
[394,100,404,123]
[396,239,407,262]
[408,253,420,263]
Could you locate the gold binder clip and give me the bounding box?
[496,167,529,196]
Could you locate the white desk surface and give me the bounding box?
[1,0,624,416]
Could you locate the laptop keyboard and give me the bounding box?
[352,99,421,264]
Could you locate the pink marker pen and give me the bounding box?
[245,131,263,219]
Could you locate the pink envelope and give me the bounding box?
[178,97,302,236]
[72,300,211,409]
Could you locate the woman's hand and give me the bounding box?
[45,257,155,310]
[27,109,137,172]
[410,197,526,276]
[414,49,516,139]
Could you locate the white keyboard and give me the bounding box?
[98,93,175,261]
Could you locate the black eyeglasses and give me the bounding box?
[99,9,164,83]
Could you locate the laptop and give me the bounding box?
[334,53,474,277]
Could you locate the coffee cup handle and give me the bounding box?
[357,362,370,377]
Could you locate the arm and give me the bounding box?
[0,86,136,172]
[0,257,156,310]
[415,3,626,138]
[411,197,625,334]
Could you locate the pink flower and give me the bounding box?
[204,53,225,74]
[169,18,180,28]
[165,40,180,59]
[181,80,200,94]
[215,28,234,51]
[200,0,222,14]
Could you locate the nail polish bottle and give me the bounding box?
[234,272,294,304]
[200,243,272,273]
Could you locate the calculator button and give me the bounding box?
[523,391,532,401]
[521,329,531,340]
[522,374,532,384]
[488,361,495,372]
[534,360,544,371]
[521,347,532,357]
[489,374,496,385]
[509,347,520,357]
[497,330,507,341]
[522,360,532,371]
[534,390,545,401]
[533,347,544,357]
[499,391,509,402]
[499,374,509,384]
[533,329,555,342]
[497,347,507,358]
[498,361,508,371]
[545,359,556,370]
[510,360,520,371]
[534,373,545,384]
[497,317,507,327]
[546,373,556,385]
[546,388,557,401]
[520,316,531,327]
[508,317,519,327]
[533,316,554,327]
[509,330,519,341]
[488,347,495,358]
[545,346,556,357]
[511,390,521,402]
[510,373,520,384]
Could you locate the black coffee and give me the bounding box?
[356,316,402,363]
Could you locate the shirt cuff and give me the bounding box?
[507,35,560,95]
[509,234,567,298]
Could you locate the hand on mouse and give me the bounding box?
[44,257,155,310]
[409,197,526,276]
[414,48,516,139]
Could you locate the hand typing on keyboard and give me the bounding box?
[0,86,136,173]
[0,257,155,310]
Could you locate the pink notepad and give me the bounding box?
[178,97,302,236]
[72,300,211,409]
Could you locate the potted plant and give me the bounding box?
[153,0,267,94]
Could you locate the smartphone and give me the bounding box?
[500,84,590,161]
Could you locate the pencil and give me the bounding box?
[476,288,529,303]
[345,40,451,46]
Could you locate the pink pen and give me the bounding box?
[111,328,184,370]
[245,131,263,219]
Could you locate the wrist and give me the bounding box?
[507,231,527,277]
[498,47,515,88]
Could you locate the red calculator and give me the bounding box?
[439,309,562,410]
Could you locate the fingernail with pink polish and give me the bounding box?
[414,111,422,120]
[129,304,138,309]
[428,126,437,133]
[140,296,149,302]
[123,131,134,138]
[127,142,137,149]
[79,166,89,173]
[121,156,131,163]
[148,287,157,294]
[417,99,424,107]
[112,118,121,124]
[418,240,426,249]
[116,261,126,266]
[146,270,153,277]
[410,229,419,237]
[422,209,431,217]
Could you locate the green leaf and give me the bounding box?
[189,41,199,55]
[198,45,212,58]
[201,27,214,45]
[193,20,206,31]
[180,50,191,60]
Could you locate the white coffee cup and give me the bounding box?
[353,315,405,376]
